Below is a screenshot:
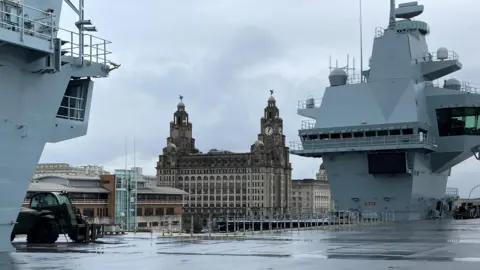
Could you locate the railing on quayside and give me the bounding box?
[0,2,55,46]
[288,134,437,151]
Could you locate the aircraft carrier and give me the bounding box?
[289,0,476,221]
[0,0,117,252]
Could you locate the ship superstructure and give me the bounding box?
[0,0,118,251]
[290,0,479,220]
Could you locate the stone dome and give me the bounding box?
[254,140,264,147]
[319,162,325,170]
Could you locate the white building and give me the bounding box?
[35,163,110,177]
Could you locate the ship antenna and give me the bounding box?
[388,0,396,30]
[359,0,364,82]
[133,136,136,170]
[125,136,128,171]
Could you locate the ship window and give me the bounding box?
[436,107,480,136]
[319,134,329,140]
[402,128,413,135]
[365,131,376,137]
[341,133,352,138]
[389,129,401,135]
[330,133,340,139]
[56,79,89,121]
[378,130,388,136]
[353,132,364,137]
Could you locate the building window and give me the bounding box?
[83,208,94,217]
[144,208,154,216]
[155,208,164,215]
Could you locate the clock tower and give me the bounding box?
[258,90,286,148]
[165,96,199,156]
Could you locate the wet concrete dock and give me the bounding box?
[2,218,480,269]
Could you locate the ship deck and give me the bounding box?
[3,219,480,269]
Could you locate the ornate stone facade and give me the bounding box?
[156,94,292,215]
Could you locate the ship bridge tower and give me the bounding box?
[289,0,478,221]
[0,0,119,251]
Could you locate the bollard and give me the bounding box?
[226,214,229,237]
[243,215,246,236]
[190,215,194,237]
[208,215,212,238]
[297,215,300,231]
[260,215,263,233]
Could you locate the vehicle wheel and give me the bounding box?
[27,218,60,244]
[68,232,83,242]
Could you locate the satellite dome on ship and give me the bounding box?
[328,68,347,86]
[444,78,461,90]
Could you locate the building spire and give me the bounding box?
[177,94,185,109]
[268,89,275,103]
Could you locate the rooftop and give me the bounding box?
[292,178,329,185]
[28,182,109,194]
[34,174,100,181]
[28,182,187,195]
[137,186,188,195]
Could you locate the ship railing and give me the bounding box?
[413,51,459,64]
[347,74,362,84]
[298,97,322,110]
[374,27,385,38]
[0,2,55,45]
[300,120,316,130]
[425,80,480,94]
[445,187,459,198]
[58,27,112,67]
[289,134,437,151]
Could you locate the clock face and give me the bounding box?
[264,126,274,136]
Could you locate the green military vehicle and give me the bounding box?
[11,191,104,243]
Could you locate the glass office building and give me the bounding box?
[114,169,138,230]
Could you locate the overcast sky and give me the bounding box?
[40,0,480,197]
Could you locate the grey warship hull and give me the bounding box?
[290,0,474,220]
[0,0,116,251]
